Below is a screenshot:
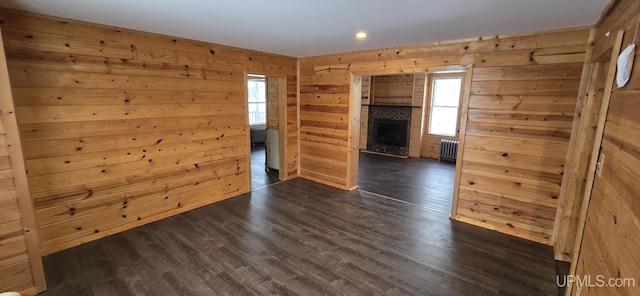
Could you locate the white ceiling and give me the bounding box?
[0,0,610,57]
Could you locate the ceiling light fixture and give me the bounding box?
[356,31,367,40]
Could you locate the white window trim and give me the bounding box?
[427,75,463,137]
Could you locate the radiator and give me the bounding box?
[439,139,459,162]
[250,128,266,145]
[266,128,280,170]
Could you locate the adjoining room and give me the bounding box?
[247,74,280,189]
[357,73,463,214]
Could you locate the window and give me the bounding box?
[428,76,463,137]
[247,75,266,126]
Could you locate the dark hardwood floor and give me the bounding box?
[251,142,280,189]
[358,151,456,213]
[39,178,557,296]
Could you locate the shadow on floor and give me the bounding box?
[358,151,456,213]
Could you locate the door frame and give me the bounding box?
[566,30,624,296]
[244,74,288,190]
[347,65,473,218]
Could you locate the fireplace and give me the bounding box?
[366,105,411,156]
[373,119,408,147]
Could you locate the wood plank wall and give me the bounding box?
[571,0,640,294]
[267,77,279,129]
[371,74,413,105]
[299,27,588,244]
[458,62,582,245]
[409,74,426,158]
[0,9,298,255]
[358,76,370,149]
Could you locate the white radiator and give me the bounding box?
[439,139,459,162]
[250,128,266,145]
[266,128,279,170]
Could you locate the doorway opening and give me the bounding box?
[247,74,287,190]
[354,69,470,215]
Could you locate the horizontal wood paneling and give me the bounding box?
[0,8,298,255]
[463,62,578,244]
[572,1,640,293]
[299,27,586,244]
[370,74,414,105]
[267,77,279,129]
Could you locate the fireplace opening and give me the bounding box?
[373,119,408,147]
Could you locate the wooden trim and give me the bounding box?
[566,30,623,296]
[345,74,362,190]
[408,73,421,157]
[410,73,418,106]
[310,26,589,64]
[244,72,252,190]
[0,27,46,292]
[325,64,469,76]
[450,65,473,219]
[40,188,245,255]
[454,215,551,245]
[417,73,429,157]
[300,174,348,190]
[552,28,597,262]
[495,25,592,40]
[424,72,466,138]
[595,0,621,27]
[419,76,429,157]
[296,60,301,177]
[278,76,287,180]
[360,150,409,158]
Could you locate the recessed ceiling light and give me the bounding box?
[356,31,367,39]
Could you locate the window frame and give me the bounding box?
[247,75,267,126]
[427,74,464,137]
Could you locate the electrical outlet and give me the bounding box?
[596,152,605,177]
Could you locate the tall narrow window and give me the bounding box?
[247,75,266,126]
[428,76,463,137]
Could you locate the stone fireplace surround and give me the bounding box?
[366,105,412,156]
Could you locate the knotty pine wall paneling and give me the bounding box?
[370,74,414,105]
[266,76,289,180]
[409,73,426,158]
[568,0,640,295]
[0,8,298,255]
[267,77,279,129]
[299,27,588,244]
[358,76,370,149]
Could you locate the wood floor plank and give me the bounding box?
[37,178,557,296]
[357,151,456,213]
